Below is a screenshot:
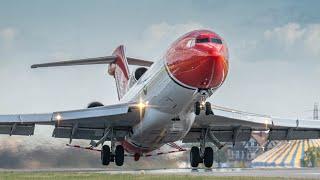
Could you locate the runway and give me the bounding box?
[98,168,320,179]
[1,168,320,179]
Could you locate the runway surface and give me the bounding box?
[1,168,320,179]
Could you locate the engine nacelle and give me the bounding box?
[108,63,116,76]
[87,102,104,108]
[128,67,148,88]
[134,67,148,81]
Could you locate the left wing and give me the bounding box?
[0,103,140,141]
[183,105,320,144]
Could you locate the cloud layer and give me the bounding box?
[265,23,320,57]
[129,22,205,58]
[244,23,320,62]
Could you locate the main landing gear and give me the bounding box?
[101,144,125,166]
[190,146,214,168]
[194,101,213,115]
[190,129,219,168]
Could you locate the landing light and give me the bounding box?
[201,101,206,106]
[55,114,62,121]
[136,99,149,120]
[137,100,149,109]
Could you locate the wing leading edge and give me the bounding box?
[183,105,320,144]
[0,103,141,140]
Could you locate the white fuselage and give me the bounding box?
[120,59,209,152]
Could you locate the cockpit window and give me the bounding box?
[196,38,209,43]
[211,38,222,44]
[196,38,222,44]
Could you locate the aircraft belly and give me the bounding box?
[130,108,194,149]
[128,69,197,151]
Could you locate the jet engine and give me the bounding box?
[87,101,104,108]
[128,67,148,88]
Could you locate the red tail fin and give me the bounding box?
[108,45,130,100]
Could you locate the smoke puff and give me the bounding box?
[0,136,187,169]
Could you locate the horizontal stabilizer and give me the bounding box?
[125,57,154,67]
[31,56,153,68]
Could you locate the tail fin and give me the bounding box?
[108,45,130,100]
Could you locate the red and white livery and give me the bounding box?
[1,30,320,168]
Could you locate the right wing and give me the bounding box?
[0,103,141,141]
[183,105,320,144]
[31,56,153,68]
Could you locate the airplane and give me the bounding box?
[1,29,320,168]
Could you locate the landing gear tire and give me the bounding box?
[205,102,213,115]
[115,145,125,166]
[190,146,201,168]
[101,145,111,166]
[203,147,214,168]
[195,102,201,115]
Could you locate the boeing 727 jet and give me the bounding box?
[1,30,320,168]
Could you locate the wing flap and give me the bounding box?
[183,129,252,143]
[52,126,128,140]
[0,113,53,123]
[0,124,35,136]
[268,129,320,140]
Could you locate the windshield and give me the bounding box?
[196,38,209,43]
[196,37,222,44]
[211,38,222,44]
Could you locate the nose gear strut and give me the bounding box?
[194,90,214,116]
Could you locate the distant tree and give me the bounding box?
[302,147,320,167]
[214,148,227,167]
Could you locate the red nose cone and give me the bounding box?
[166,54,228,89]
[165,30,229,89]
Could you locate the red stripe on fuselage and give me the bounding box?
[121,140,152,154]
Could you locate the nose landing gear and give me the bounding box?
[194,101,214,115]
[194,102,201,115]
[205,102,214,115]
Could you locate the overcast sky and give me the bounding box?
[0,0,319,119]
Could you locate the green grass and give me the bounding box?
[0,172,307,180]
